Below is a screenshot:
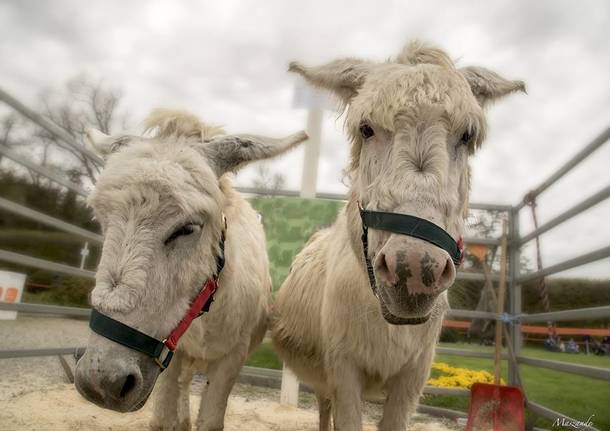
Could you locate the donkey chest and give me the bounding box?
[363,325,438,380]
[322,291,436,377]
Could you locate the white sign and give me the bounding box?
[0,270,26,320]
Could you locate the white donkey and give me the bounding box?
[272,41,524,430]
[75,109,307,431]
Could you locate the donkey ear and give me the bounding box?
[203,131,308,176]
[459,66,526,107]
[288,58,372,103]
[85,128,132,158]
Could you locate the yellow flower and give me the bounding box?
[426,362,505,388]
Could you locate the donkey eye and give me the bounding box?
[459,130,473,146]
[164,223,199,245]
[359,123,375,140]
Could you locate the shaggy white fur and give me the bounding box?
[272,40,524,430]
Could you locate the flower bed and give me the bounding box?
[427,362,504,388]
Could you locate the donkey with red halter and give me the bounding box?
[272,41,524,430]
[75,110,307,431]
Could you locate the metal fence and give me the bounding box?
[1,88,609,430]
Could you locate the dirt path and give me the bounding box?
[0,382,334,431]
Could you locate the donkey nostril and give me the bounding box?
[119,374,137,399]
[378,252,389,272]
[375,252,398,286]
[439,258,456,288]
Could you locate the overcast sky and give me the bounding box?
[1,0,609,278]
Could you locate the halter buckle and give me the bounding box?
[357,200,365,214]
[155,340,174,370]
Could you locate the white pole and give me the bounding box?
[280,364,299,406]
[286,81,328,406]
[79,242,90,269]
[300,109,323,199]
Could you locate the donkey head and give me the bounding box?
[291,41,524,323]
[75,110,306,411]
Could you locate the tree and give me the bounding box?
[0,113,16,167]
[252,163,286,196]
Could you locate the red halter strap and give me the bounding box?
[457,236,465,265]
[164,278,217,351]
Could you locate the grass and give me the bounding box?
[439,342,610,369]
[245,341,283,370]
[247,341,610,430]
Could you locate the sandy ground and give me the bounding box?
[0,315,459,431]
[1,381,341,431]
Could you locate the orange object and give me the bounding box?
[442,319,610,337]
[467,243,489,262]
[466,383,525,431]
[4,287,18,303]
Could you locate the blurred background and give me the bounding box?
[0,1,609,429]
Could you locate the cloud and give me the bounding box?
[0,0,608,276]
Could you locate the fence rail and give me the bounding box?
[236,186,514,212]
[516,356,610,381]
[519,306,610,323]
[0,196,102,244]
[0,302,91,318]
[0,249,95,279]
[1,301,511,324]
[0,87,103,165]
[517,244,610,283]
[516,125,610,211]
[0,347,85,359]
[519,184,610,245]
[0,144,89,197]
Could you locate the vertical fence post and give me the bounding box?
[300,109,323,199]
[280,364,299,406]
[79,242,90,269]
[508,206,522,385]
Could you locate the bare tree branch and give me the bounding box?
[13,76,129,185]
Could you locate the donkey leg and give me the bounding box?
[378,348,434,431]
[329,360,363,431]
[195,343,248,431]
[150,351,194,431]
[377,368,415,431]
[316,392,332,431]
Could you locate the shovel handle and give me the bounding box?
[494,221,509,384]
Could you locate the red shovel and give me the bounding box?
[465,222,526,431]
[466,383,525,431]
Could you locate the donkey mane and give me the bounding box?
[394,39,456,69]
[143,108,225,141]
